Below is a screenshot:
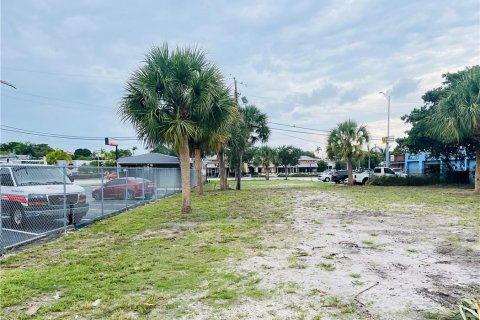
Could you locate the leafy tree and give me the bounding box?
[427,66,480,193]
[317,159,328,172]
[120,43,225,213]
[398,66,479,160]
[0,142,54,158]
[277,145,302,180]
[46,149,72,165]
[327,120,369,185]
[255,146,277,180]
[226,105,270,190]
[73,148,92,160]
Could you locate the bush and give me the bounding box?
[277,173,317,177]
[366,175,440,186]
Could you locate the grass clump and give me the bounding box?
[317,262,336,272]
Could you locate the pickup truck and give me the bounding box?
[0,165,89,228]
[353,167,398,184]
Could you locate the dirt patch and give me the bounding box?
[183,190,479,319]
[132,222,198,241]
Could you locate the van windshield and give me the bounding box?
[12,167,71,186]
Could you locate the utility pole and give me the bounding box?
[379,92,391,167]
[233,77,239,106]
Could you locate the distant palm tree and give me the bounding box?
[327,120,369,185]
[255,146,277,180]
[120,44,224,213]
[429,66,480,193]
[227,105,270,190]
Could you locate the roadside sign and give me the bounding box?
[105,138,118,146]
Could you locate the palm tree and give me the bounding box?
[227,105,270,190]
[191,87,237,195]
[327,120,369,185]
[255,145,276,180]
[119,44,224,213]
[429,66,480,193]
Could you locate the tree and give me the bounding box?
[0,142,54,158]
[427,66,480,193]
[317,159,328,172]
[73,148,92,160]
[398,66,479,160]
[191,86,236,195]
[120,43,225,213]
[277,145,302,179]
[255,146,277,180]
[300,150,316,158]
[327,120,369,185]
[226,105,270,190]
[334,160,347,170]
[46,149,72,165]
[150,144,177,156]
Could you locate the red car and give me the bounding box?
[92,178,155,200]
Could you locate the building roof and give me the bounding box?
[117,153,180,165]
[299,155,318,161]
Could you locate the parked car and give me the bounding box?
[353,169,373,184]
[318,171,333,182]
[104,171,118,180]
[392,168,407,177]
[0,165,89,228]
[92,177,155,200]
[331,170,348,184]
[373,167,397,177]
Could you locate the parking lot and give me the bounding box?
[0,181,178,250]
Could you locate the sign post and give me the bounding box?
[105,138,119,166]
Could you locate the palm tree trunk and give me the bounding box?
[218,149,226,191]
[179,135,192,213]
[347,156,353,186]
[475,149,479,194]
[194,147,203,195]
[284,166,288,180]
[236,152,243,190]
[265,166,270,180]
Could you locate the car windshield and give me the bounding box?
[12,166,71,186]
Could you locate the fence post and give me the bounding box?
[142,167,145,202]
[62,165,67,233]
[101,167,104,217]
[125,169,128,210]
[0,178,3,254]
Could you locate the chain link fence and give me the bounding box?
[0,164,194,252]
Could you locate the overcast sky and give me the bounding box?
[1,0,479,157]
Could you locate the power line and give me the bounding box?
[1,66,127,80]
[0,125,138,141]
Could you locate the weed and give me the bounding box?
[349,273,361,278]
[369,231,379,237]
[318,262,336,272]
[351,280,365,286]
[287,255,307,269]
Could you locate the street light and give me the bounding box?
[379,92,391,167]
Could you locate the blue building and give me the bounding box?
[405,152,476,184]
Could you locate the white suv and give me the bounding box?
[0,165,89,228]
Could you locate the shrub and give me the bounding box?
[366,175,440,186]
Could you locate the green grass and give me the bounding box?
[339,185,480,227]
[317,262,336,272]
[1,180,477,319]
[0,181,297,319]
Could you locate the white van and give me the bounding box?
[0,165,89,228]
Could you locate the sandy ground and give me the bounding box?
[187,190,479,320]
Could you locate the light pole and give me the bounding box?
[379,92,391,167]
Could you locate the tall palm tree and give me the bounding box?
[255,146,277,180]
[119,44,224,213]
[227,105,270,190]
[429,66,480,193]
[327,120,369,185]
[191,87,237,195]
